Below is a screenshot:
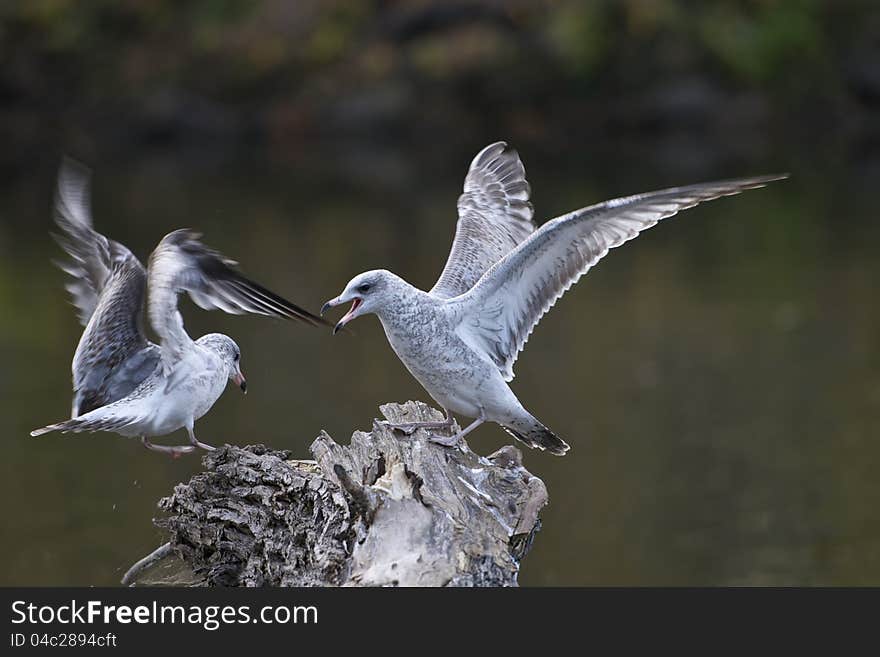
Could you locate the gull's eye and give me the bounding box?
[357,283,372,294]
[234,353,240,362]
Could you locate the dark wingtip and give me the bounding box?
[187,237,331,328]
[227,269,332,328]
[731,173,790,189]
[752,173,790,185]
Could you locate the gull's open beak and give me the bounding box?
[322,295,361,335]
[233,371,247,394]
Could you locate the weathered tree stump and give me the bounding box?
[125,401,548,587]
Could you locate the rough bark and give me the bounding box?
[126,401,548,587]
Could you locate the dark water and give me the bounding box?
[1,138,878,586]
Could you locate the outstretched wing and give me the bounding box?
[147,229,326,367]
[429,142,536,299]
[452,175,788,381]
[53,158,158,416]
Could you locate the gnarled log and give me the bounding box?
[125,401,548,587]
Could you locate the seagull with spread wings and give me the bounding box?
[322,142,787,455]
[31,159,327,456]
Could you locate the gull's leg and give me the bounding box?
[186,423,216,451]
[140,436,196,458]
[430,417,484,448]
[380,408,456,435]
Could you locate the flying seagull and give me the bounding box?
[31,159,327,456]
[322,142,787,455]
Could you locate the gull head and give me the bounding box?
[198,333,247,393]
[322,269,398,334]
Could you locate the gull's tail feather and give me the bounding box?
[501,414,570,456]
[31,422,69,437]
[30,409,140,437]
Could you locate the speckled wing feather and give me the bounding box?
[71,258,160,416]
[429,142,536,299]
[454,175,788,381]
[147,229,326,369]
[53,159,159,416]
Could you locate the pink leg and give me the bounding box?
[141,436,196,458]
[186,425,215,451]
[429,418,484,448]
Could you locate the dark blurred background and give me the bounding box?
[1,0,878,586]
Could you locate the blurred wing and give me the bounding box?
[429,142,536,299]
[53,158,157,416]
[52,157,114,325]
[454,175,788,381]
[147,229,326,365]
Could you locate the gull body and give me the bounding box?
[31,159,326,455]
[366,276,525,422]
[38,333,241,442]
[324,142,788,455]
